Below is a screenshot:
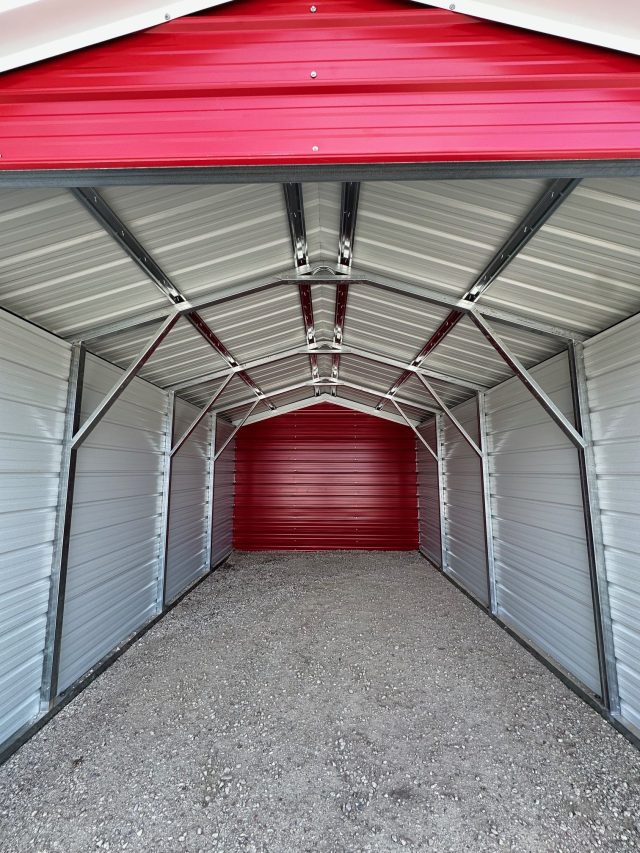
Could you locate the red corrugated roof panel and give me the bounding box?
[1,0,640,170]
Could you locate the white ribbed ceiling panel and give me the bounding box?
[355,180,547,296]
[245,355,311,393]
[481,180,640,335]
[402,373,471,410]
[0,189,166,337]
[197,284,303,365]
[303,183,341,265]
[100,184,293,300]
[342,284,452,363]
[423,316,564,387]
[89,318,229,388]
[311,282,338,341]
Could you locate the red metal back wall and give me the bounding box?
[234,402,418,550]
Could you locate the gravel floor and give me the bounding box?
[1,551,639,853]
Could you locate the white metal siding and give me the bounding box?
[164,399,211,603]
[57,355,167,692]
[417,422,441,567]
[211,420,235,567]
[584,315,640,729]
[443,397,488,604]
[0,311,71,745]
[485,353,600,693]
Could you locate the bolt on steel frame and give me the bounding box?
[2,158,633,761]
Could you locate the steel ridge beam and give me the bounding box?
[71,187,277,410]
[375,178,581,404]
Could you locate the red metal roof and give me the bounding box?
[1,0,640,170]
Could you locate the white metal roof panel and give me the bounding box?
[482,180,640,336]
[245,355,312,392]
[197,284,304,365]
[89,317,229,388]
[311,282,338,342]
[0,189,166,337]
[343,284,451,363]
[303,183,341,265]
[423,316,564,387]
[100,184,292,301]
[355,180,547,298]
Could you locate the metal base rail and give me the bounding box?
[0,552,233,768]
[417,548,640,753]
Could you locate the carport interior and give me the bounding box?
[2,173,640,765]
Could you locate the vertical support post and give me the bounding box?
[477,391,497,615]
[436,413,448,574]
[41,343,86,709]
[158,390,176,611]
[205,413,217,570]
[568,342,620,713]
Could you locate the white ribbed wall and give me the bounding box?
[417,421,441,567]
[0,311,71,745]
[57,354,168,692]
[442,396,488,605]
[584,316,640,730]
[211,419,235,567]
[485,353,600,694]
[164,398,212,603]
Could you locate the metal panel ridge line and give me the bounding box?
[72,187,277,411]
[376,178,580,408]
[332,182,360,396]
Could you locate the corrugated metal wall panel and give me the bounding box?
[442,396,488,604]
[0,310,71,746]
[234,402,418,550]
[417,421,441,567]
[4,3,640,169]
[164,398,211,603]
[57,354,167,692]
[211,419,235,567]
[584,315,640,729]
[485,353,600,693]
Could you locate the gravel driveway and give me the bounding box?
[1,551,639,852]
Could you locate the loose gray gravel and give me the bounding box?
[1,551,639,853]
